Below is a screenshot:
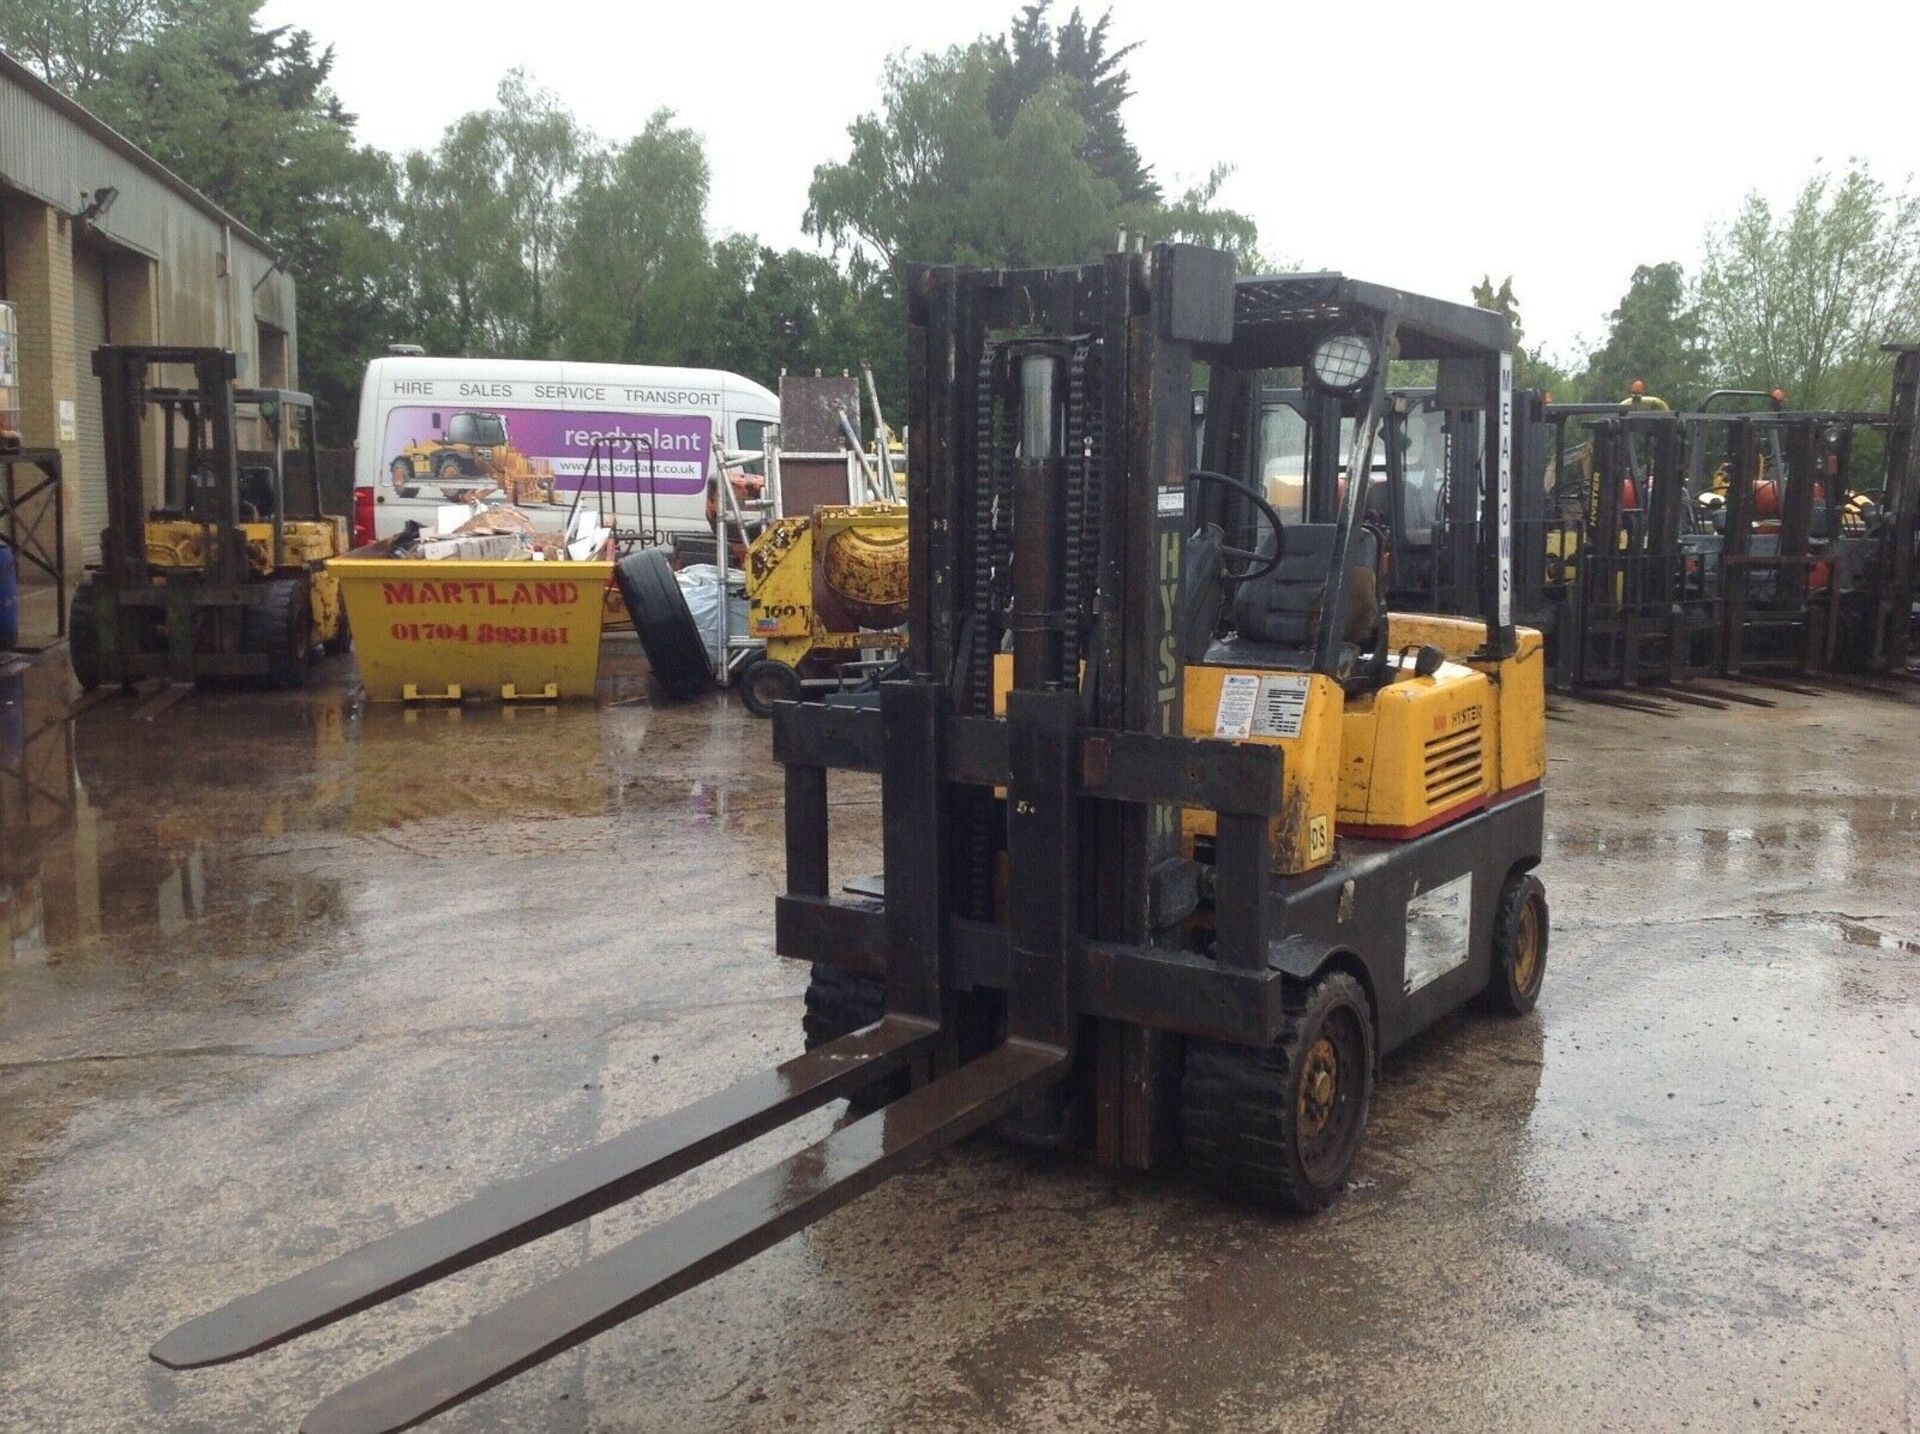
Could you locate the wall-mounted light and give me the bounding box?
[75,186,119,223]
[252,253,292,292]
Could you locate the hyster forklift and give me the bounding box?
[152,247,1548,1431]
[69,347,349,690]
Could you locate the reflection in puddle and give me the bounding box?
[1,648,655,964]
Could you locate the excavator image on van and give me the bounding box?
[389,409,555,504]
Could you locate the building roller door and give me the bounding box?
[72,247,110,566]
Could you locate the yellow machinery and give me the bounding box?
[150,252,1553,1428]
[392,409,554,503]
[70,347,349,690]
[737,501,910,714]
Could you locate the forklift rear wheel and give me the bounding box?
[801,964,904,1113]
[740,657,802,717]
[243,578,312,690]
[68,582,101,692]
[1182,970,1374,1212]
[389,458,411,489]
[1478,871,1548,1016]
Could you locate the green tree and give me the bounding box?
[1471,274,1567,394]
[808,30,1256,272]
[559,111,713,364]
[1581,262,1709,405]
[806,46,1117,269]
[400,71,586,358]
[698,240,897,400]
[1697,162,1920,410]
[0,0,167,91]
[988,3,1158,204]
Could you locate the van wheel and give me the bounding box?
[1478,872,1548,1016]
[1183,971,1374,1212]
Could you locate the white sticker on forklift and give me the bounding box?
[1404,872,1472,995]
[1214,673,1260,738]
[1157,486,1186,516]
[1251,674,1311,738]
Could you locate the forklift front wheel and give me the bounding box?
[243,578,312,690]
[740,657,802,717]
[801,964,905,1113]
[67,582,101,692]
[1479,872,1548,1016]
[1182,971,1375,1213]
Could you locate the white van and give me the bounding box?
[352,356,781,546]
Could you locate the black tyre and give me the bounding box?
[615,548,712,700]
[68,581,101,692]
[241,578,312,690]
[740,656,801,716]
[389,457,412,489]
[434,454,464,484]
[1478,871,1548,1016]
[802,964,904,1113]
[321,601,353,657]
[1183,970,1375,1212]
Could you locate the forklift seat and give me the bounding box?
[237,466,277,519]
[1223,522,1380,645]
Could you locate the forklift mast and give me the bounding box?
[96,347,244,588]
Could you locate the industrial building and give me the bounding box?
[0,49,297,574]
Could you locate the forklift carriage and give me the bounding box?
[152,247,1548,1432]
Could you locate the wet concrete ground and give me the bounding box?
[2,641,1916,1432]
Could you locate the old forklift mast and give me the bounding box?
[153,246,1548,1432]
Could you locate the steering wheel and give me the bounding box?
[1186,470,1287,581]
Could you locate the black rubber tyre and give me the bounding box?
[802,964,904,1113]
[1478,871,1548,1016]
[242,578,312,690]
[434,454,464,484]
[68,581,101,692]
[389,457,412,488]
[615,548,712,700]
[1182,970,1375,1212]
[321,601,353,657]
[740,656,802,717]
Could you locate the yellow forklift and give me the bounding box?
[153,248,1548,1430]
[69,347,349,691]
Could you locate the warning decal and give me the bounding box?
[1214,673,1260,739]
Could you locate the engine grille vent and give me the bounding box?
[1424,727,1484,808]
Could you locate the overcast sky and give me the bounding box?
[263,0,1920,364]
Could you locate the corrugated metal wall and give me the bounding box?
[0,54,297,380]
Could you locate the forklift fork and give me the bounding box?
[153,1013,1065,1432]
